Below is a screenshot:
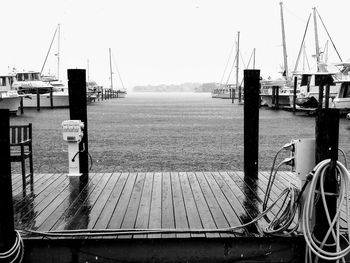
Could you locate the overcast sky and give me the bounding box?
[1,0,349,89]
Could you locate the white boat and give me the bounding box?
[260,79,295,107]
[12,70,70,108]
[0,75,21,114]
[211,85,235,99]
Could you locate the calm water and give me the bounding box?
[10,92,350,173]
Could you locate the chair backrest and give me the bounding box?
[9,123,32,144]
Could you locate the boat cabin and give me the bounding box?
[15,71,41,82]
[0,75,15,92]
[332,80,350,109]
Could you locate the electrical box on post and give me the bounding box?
[62,120,84,177]
[292,138,315,186]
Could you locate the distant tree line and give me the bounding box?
[133,82,219,92]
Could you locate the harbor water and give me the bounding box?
[9,92,350,173]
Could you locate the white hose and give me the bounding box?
[0,230,24,263]
[302,159,350,262]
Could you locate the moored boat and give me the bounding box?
[0,74,21,114]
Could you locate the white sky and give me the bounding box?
[1,0,349,89]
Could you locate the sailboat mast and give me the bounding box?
[253,48,256,69]
[57,24,60,80]
[109,48,113,90]
[280,2,288,78]
[313,7,321,70]
[236,31,241,103]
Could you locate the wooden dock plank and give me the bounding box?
[92,172,127,229]
[134,172,154,239]
[53,173,113,230]
[203,172,245,235]
[179,172,204,238]
[14,174,66,229]
[148,172,162,238]
[108,173,137,229]
[161,172,175,238]
[196,172,232,238]
[233,171,282,220]
[120,173,146,239]
[36,173,99,231]
[189,172,219,238]
[170,172,190,238]
[18,174,69,230]
[213,172,262,236]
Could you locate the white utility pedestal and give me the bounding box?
[62,120,85,177]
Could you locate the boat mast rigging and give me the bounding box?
[280,2,288,78]
[109,48,113,90]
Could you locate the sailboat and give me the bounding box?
[260,2,295,108]
[294,8,342,108]
[21,24,69,108]
[109,48,127,98]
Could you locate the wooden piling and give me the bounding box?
[50,87,53,108]
[293,76,297,113]
[67,69,89,184]
[0,109,16,253]
[20,97,24,114]
[244,69,260,179]
[36,88,40,111]
[275,86,279,110]
[325,84,330,109]
[318,84,324,110]
[314,108,339,259]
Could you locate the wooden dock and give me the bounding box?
[12,171,311,262]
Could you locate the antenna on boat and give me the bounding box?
[109,48,113,90]
[280,2,288,78]
[253,48,256,69]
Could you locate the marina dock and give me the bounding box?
[15,171,308,262]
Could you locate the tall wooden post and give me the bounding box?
[50,87,54,108]
[68,69,89,185]
[275,86,280,110]
[20,97,24,115]
[244,69,260,179]
[36,88,40,111]
[293,76,297,113]
[0,109,16,253]
[325,84,330,109]
[314,108,339,261]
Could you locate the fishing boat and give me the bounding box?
[0,74,21,114]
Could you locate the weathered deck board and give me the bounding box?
[12,171,349,240]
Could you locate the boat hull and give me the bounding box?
[117,91,127,98]
[260,94,290,107]
[0,96,21,114]
[22,92,69,108]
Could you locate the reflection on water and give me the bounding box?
[13,192,37,230]
[240,176,261,234]
[63,176,90,230]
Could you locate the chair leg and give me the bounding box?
[29,153,34,192]
[21,158,26,196]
